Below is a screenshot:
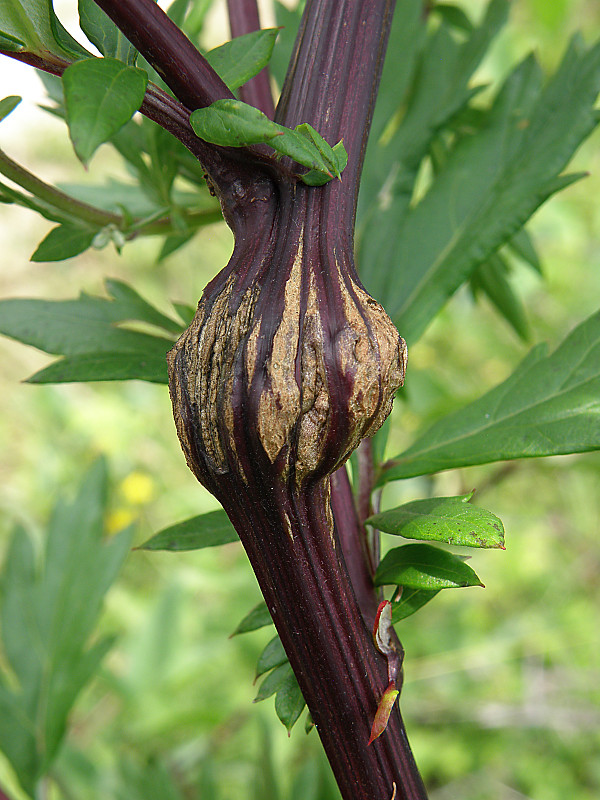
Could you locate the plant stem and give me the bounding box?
[0,148,222,235]
[226,0,275,118]
[92,0,232,110]
[331,465,380,626]
[5,50,274,206]
[276,0,395,231]
[0,148,122,227]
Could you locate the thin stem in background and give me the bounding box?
[226,0,275,118]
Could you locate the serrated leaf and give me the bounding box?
[254,663,293,703]
[231,601,273,636]
[255,636,288,680]
[374,543,484,590]
[390,587,441,622]
[367,493,505,549]
[31,223,95,261]
[78,0,137,65]
[63,58,148,165]
[0,95,21,122]
[139,509,238,551]
[382,310,600,482]
[0,280,180,384]
[0,460,132,796]
[205,28,279,92]
[26,351,168,384]
[363,36,600,344]
[275,671,306,734]
[359,0,507,235]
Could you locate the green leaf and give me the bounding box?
[255,636,288,679]
[0,0,91,60]
[390,587,441,623]
[26,351,168,384]
[374,543,484,590]
[63,58,148,165]
[0,279,181,384]
[363,36,600,343]
[367,492,505,549]
[189,99,345,184]
[205,28,279,92]
[31,222,95,261]
[139,509,238,552]
[190,99,282,146]
[275,671,306,734]
[254,663,293,703]
[0,460,132,796]
[382,310,600,481]
[0,95,21,122]
[359,0,507,237]
[231,601,273,636]
[433,3,475,33]
[78,0,137,65]
[508,227,542,274]
[471,253,530,340]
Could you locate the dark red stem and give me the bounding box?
[92,0,232,109]
[5,51,275,209]
[276,0,395,232]
[226,0,275,118]
[331,465,379,627]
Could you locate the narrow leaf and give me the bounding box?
[26,351,168,384]
[255,636,288,679]
[363,37,600,343]
[471,254,530,340]
[63,58,148,165]
[368,493,505,549]
[31,223,95,261]
[374,543,484,590]
[0,460,132,795]
[275,672,306,734]
[0,281,178,381]
[382,310,600,482]
[205,28,279,92]
[139,509,238,551]
[231,601,273,636]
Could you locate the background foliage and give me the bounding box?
[0,1,599,798]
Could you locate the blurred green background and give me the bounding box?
[1,1,599,798]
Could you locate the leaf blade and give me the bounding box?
[139,510,238,552]
[374,543,484,590]
[382,311,600,482]
[367,493,505,549]
[63,57,148,165]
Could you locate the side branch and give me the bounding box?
[4,51,275,214]
[92,0,232,110]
